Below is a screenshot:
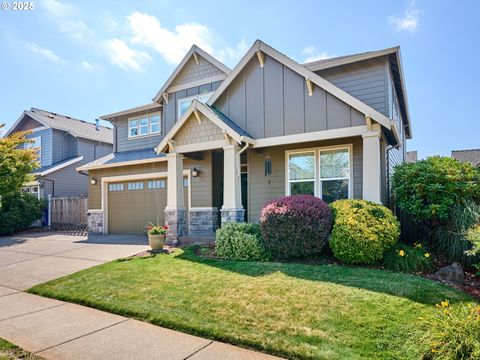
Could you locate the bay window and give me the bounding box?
[128,113,161,138]
[286,146,352,203]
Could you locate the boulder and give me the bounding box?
[434,262,465,285]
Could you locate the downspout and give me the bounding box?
[42,177,55,197]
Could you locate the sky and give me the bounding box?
[0,0,479,158]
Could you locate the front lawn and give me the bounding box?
[29,248,474,359]
[0,338,42,360]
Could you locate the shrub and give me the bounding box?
[0,193,45,235]
[383,243,434,273]
[216,222,270,261]
[392,156,480,224]
[417,301,480,359]
[434,201,480,265]
[329,199,400,265]
[259,195,331,259]
[466,224,480,272]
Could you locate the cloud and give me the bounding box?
[388,2,421,33]
[80,61,100,70]
[302,46,333,63]
[216,39,249,66]
[42,0,93,40]
[106,38,151,71]
[127,12,215,64]
[24,41,66,63]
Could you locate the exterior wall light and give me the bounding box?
[90,178,97,185]
[192,167,200,177]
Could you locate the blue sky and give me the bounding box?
[0,0,478,158]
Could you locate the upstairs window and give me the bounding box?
[25,136,42,161]
[128,113,161,138]
[177,92,213,120]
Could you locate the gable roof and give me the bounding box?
[100,103,162,121]
[152,45,231,103]
[156,99,254,153]
[207,40,395,135]
[77,148,166,171]
[303,46,412,139]
[33,156,84,176]
[6,108,113,143]
[452,149,480,166]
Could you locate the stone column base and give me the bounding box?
[87,211,104,234]
[165,209,187,245]
[220,208,245,225]
[189,208,219,233]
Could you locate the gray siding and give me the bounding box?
[247,137,363,222]
[26,128,52,167]
[316,58,388,116]
[213,55,366,139]
[170,55,225,88]
[52,130,77,163]
[43,162,88,198]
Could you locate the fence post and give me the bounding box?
[48,194,52,229]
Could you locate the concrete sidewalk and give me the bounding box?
[0,287,282,360]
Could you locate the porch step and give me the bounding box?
[179,232,216,246]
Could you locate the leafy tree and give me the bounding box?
[392,156,480,224]
[0,193,45,235]
[0,125,39,197]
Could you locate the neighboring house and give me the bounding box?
[78,40,411,243]
[406,151,418,163]
[452,149,480,167]
[5,108,113,207]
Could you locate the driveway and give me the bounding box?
[0,232,149,291]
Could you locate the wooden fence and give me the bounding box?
[50,195,88,232]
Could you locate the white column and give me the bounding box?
[362,129,382,203]
[166,153,185,210]
[222,144,242,210]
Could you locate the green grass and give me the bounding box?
[0,338,42,360]
[29,248,475,360]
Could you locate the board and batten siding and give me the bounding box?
[213,55,365,139]
[315,58,389,117]
[246,137,363,222]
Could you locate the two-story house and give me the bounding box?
[78,40,411,243]
[5,108,113,208]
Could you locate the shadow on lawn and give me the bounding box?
[176,247,472,306]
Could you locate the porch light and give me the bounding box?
[90,178,97,185]
[264,156,272,176]
[192,167,200,177]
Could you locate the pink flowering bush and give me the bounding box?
[260,195,332,259]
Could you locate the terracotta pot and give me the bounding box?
[148,234,166,250]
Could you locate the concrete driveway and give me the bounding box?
[0,232,149,291]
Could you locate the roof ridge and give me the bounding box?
[452,149,480,152]
[30,107,112,130]
[302,46,400,66]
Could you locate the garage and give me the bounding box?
[107,177,189,234]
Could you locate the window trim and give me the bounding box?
[26,136,42,161]
[285,144,353,201]
[286,150,316,196]
[177,91,214,120]
[128,112,161,139]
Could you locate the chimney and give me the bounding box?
[95,118,100,131]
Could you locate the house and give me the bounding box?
[5,108,113,209]
[452,149,480,166]
[78,40,411,243]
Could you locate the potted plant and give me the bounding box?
[146,222,168,250]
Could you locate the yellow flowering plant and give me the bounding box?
[383,243,434,273]
[418,301,480,359]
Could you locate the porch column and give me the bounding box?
[165,152,187,244]
[362,129,382,203]
[221,144,244,224]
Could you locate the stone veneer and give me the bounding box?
[220,209,245,225]
[189,208,219,233]
[165,209,187,245]
[87,211,104,234]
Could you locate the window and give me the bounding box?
[25,136,41,160]
[319,149,350,203]
[128,113,161,138]
[22,186,40,199]
[108,183,124,191]
[183,178,188,187]
[177,92,213,119]
[148,180,166,189]
[288,152,315,196]
[286,147,351,202]
[127,182,144,190]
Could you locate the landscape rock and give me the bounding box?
[434,262,465,285]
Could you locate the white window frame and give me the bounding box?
[128,112,161,139]
[286,150,316,196]
[22,185,41,199]
[26,136,42,161]
[108,183,124,192]
[285,144,353,201]
[177,91,214,120]
[127,182,144,191]
[147,180,166,189]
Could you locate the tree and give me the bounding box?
[0,125,39,197]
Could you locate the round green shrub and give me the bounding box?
[383,243,434,273]
[0,193,45,235]
[215,222,270,261]
[392,156,480,224]
[329,199,400,265]
[260,195,332,259]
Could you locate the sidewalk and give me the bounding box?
[0,286,282,360]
